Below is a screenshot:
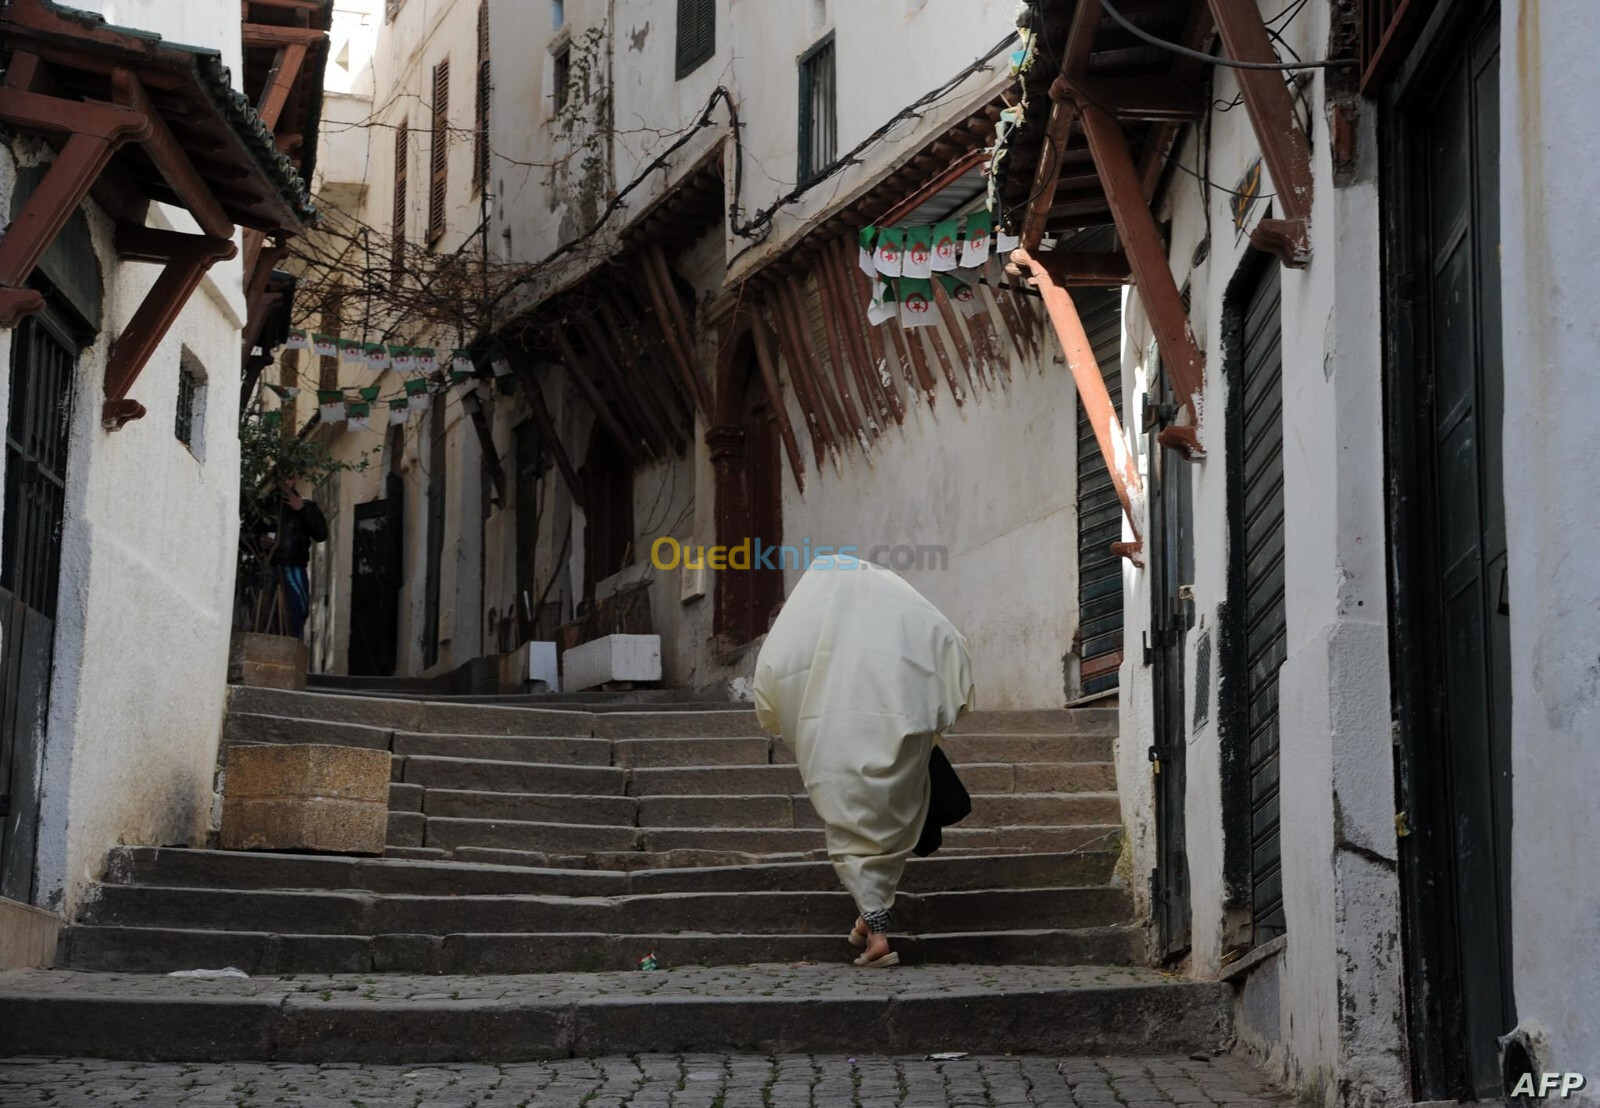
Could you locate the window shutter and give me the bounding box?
[429,59,450,246]
[473,2,490,194]
[675,0,713,78]
[392,120,408,279]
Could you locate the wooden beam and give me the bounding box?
[747,314,807,491]
[875,148,988,227]
[551,326,643,464]
[577,311,672,459]
[639,246,709,416]
[255,42,308,131]
[1013,248,1143,549]
[104,229,236,429]
[1011,251,1132,286]
[1207,0,1314,266]
[511,359,585,509]
[830,238,906,425]
[1062,75,1203,123]
[813,250,887,434]
[780,277,860,447]
[241,23,326,47]
[1018,0,1103,251]
[110,68,235,240]
[1078,101,1205,436]
[761,296,829,468]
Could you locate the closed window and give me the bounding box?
[552,43,572,113]
[392,119,408,279]
[473,2,490,195]
[675,0,714,79]
[428,59,450,246]
[798,34,836,186]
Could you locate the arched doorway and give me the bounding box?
[710,336,783,647]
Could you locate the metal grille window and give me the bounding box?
[428,59,450,247]
[175,364,199,449]
[798,35,836,187]
[2,316,75,619]
[675,0,714,79]
[473,2,490,195]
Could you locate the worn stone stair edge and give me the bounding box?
[0,966,1231,1061]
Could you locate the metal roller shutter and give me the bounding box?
[1075,287,1124,695]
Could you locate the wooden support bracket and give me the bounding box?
[510,358,585,509]
[551,327,643,465]
[103,227,236,430]
[1014,248,1144,548]
[110,68,235,241]
[746,313,806,492]
[1077,101,1206,439]
[1207,0,1315,267]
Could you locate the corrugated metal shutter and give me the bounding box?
[1075,287,1124,695]
[1238,262,1286,942]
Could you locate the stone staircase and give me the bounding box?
[0,685,1233,1060]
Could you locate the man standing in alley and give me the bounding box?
[265,476,329,639]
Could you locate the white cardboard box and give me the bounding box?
[562,634,662,691]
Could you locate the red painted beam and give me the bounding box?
[111,68,236,241]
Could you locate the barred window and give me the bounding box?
[798,34,836,186]
[175,354,206,459]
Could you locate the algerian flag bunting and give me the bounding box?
[960,210,993,268]
[317,390,346,423]
[391,346,415,372]
[345,402,371,432]
[491,352,512,377]
[873,227,905,278]
[286,329,309,350]
[365,343,390,371]
[358,386,381,403]
[897,277,939,329]
[995,224,1021,254]
[312,333,338,358]
[930,219,961,272]
[388,399,411,426]
[414,347,438,373]
[867,278,898,326]
[858,226,878,277]
[940,272,982,318]
[340,339,365,365]
[903,226,933,279]
[404,377,432,410]
[450,350,473,378]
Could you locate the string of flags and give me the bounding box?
[270,330,507,432]
[857,208,1020,329]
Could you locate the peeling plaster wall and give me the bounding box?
[1501,0,1600,1087]
[1117,2,1405,1104]
[2,2,249,916]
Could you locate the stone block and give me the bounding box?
[227,633,308,691]
[220,744,391,855]
[0,897,62,968]
[563,634,661,691]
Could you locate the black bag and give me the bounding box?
[913,745,972,857]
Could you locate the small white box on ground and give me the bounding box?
[526,641,560,692]
[563,634,662,691]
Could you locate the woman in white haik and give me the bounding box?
[752,553,974,968]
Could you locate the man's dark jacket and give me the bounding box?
[264,497,329,567]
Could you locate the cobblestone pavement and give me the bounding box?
[0,1053,1291,1107]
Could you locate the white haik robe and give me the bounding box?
[752,555,975,917]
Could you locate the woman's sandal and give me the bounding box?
[852,949,900,968]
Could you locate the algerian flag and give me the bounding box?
[312,333,338,357]
[340,339,364,365]
[491,352,512,377]
[286,328,309,350]
[391,346,415,372]
[867,278,898,326]
[931,219,961,272]
[960,210,993,268]
[414,347,438,373]
[940,272,982,318]
[995,224,1020,254]
[858,226,878,276]
[903,226,934,279]
[450,350,473,377]
[365,343,390,370]
[897,277,938,329]
[388,399,411,426]
[404,377,432,411]
[318,390,346,423]
[873,227,905,277]
[345,401,371,432]
[358,386,380,403]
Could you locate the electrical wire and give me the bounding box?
[1099,0,1356,70]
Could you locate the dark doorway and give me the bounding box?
[1223,253,1287,947]
[421,398,447,669]
[348,480,403,677]
[1382,1,1512,1098]
[712,350,783,647]
[1147,357,1193,960]
[0,311,78,903]
[580,429,634,599]
[1074,286,1125,698]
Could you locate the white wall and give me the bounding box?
[1,1,250,915]
[1500,0,1600,1090]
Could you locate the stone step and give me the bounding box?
[390,732,614,765]
[79,884,1131,938]
[591,710,763,738]
[394,788,1122,830]
[60,924,1141,976]
[0,965,1230,1060]
[623,761,1119,797]
[950,708,1119,735]
[944,734,1113,764]
[613,736,781,768]
[398,756,627,795]
[445,840,1124,871]
[99,847,1121,898]
[227,687,597,737]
